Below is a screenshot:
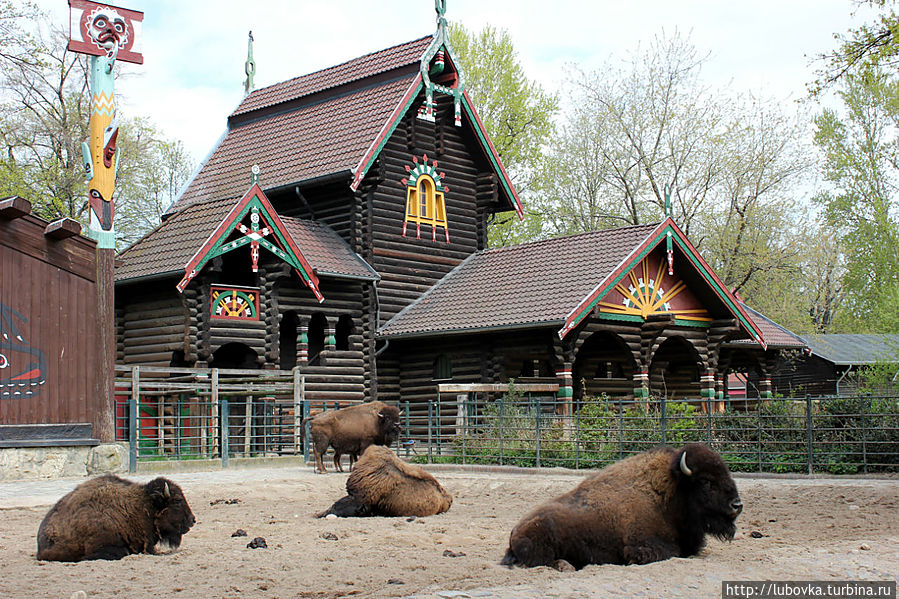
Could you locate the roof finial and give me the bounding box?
[244,30,255,95]
[251,164,260,185]
[435,0,447,31]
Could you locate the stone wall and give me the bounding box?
[0,443,128,481]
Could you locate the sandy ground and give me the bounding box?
[0,464,897,599]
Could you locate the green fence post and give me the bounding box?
[128,397,137,473]
[535,397,541,469]
[707,396,713,445]
[427,400,433,464]
[575,396,581,470]
[757,395,763,473]
[302,401,310,463]
[661,397,668,446]
[404,401,410,458]
[499,397,504,466]
[861,396,869,474]
[618,396,624,460]
[221,399,230,468]
[806,394,813,475]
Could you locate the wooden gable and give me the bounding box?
[561,218,766,346]
[176,183,323,302]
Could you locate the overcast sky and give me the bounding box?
[40,0,871,164]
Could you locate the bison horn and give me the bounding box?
[679,451,693,476]
[164,482,171,498]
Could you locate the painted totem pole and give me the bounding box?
[67,0,143,442]
[67,0,144,247]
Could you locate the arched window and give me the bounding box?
[402,156,449,242]
[336,314,353,351]
[433,354,452,381]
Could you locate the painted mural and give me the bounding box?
[0,303,47,399]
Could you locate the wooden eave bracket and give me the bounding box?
[0,196,32,220]
[44,218,82,239]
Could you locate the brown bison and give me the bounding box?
[308,400,401,473]
[317,445,452,517]
[36,474,195,561]
[502,443,742,569]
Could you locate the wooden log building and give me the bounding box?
[114,7,805,422]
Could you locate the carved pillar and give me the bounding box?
[633,369,650,400]
[556,362,573,416]
[325,323,336,353]
[700,369,720,413]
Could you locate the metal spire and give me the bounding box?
[244,31,255,95]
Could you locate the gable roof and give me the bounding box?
[166,34,521,218]
[176,183,321,298]
[378,219,764,344]
[804,334,899,366]
[115,193,376,286]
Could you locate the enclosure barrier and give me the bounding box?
[115,368,898,474]
[114,365,363,472]
[404,387,899,475]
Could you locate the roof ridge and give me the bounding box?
[232,35,432,117]
[483,222,662,255]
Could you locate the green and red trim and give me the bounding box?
[559,218,765,346]
[176,183,322,302]
[348,61,523,219]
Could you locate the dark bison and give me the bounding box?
[317,445,452,517]
[308,400,401,473]
[502,443,742,569]
[36,474,196,561]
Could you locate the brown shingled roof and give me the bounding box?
[115,199,376,284]
[378,224,660,338]
[729,303,807,349]
[232,36,432,117]
[172,74,418,213]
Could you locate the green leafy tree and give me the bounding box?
[814,67,899,333]
[447,23,558,246]
[536,33,810,297]
[813,0,899,93]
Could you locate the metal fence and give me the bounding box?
[114,365,363,471]
[114,366,898,475]
[402,392,899,475]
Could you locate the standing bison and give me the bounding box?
[36,474,195,561]
[307,400,401,473]
[317,445,453,517]
[502,443,742,569]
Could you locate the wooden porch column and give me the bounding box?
[633,369,650,401]
[700,369,721,412]
[325,324,336,352]
[556,363,573,416]
[297,320,308,366]
[760,376,773,399]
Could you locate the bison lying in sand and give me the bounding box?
[502,443,742,569]
[308,400,401,473]
[36,474,195,561]
[317,445,452,517]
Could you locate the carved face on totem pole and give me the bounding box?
[85,7,128,56]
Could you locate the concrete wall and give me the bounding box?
[0,443,127,481]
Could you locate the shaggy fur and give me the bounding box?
[308,401,401,473]
[36,475,195,561]
[502,443,742,569]
[317,445,452,517]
